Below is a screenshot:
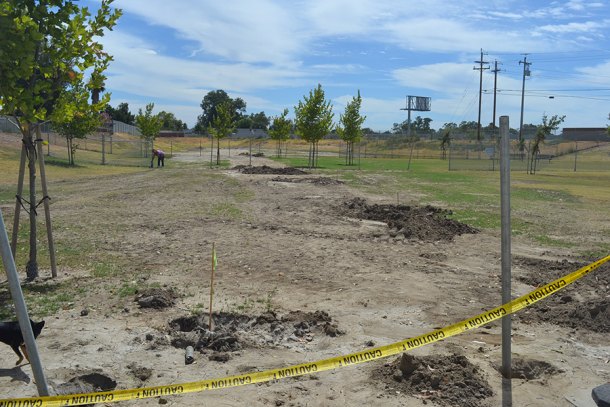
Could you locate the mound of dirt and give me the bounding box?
[168,310,344,353]
[135,288,176,309]
[238,152,265,157]
[54,372,117,405]
[343,197,479,242]
[271,176,343,185]
[233,165,308,175]
[495,357,563,380]
[373,353,493,407]
[514,256,610,333]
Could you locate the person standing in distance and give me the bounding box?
[151,148,165,167]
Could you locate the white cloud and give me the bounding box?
[116,0,307,65]
[538,21,606,33]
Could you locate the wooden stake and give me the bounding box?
[11,144,26,257]
[36,127,57,278]
[208,243,216,331]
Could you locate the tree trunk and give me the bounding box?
[23,126,38,280]
[216,138,220,165]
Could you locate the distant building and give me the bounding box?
[232,128,269,139]
[562,128,608,141]
[158,130,187,137]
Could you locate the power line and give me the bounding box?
[518,55,531,149]
[473,48,489,141]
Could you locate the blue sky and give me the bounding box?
[95,0,610,132]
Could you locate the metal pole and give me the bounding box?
[499,115,512,407]
[0,209,50,395]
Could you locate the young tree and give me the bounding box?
[53,84,102,166]
[208,101,236,165]
[337,91,366,166]
[0,0,121,279]
[135,103,163,153]
[529,114,565,174]
[440,129,452,160]
[294,84,334,168]
[268,109,292,158]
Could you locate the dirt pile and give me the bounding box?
[168,310,344,354]
[271,176,343,185]
[373,353,493,407]
[233,165,308,175]
[343,197,479,242]
[515,256,610,333]
[53,372,117,405]
[135,288,176,309]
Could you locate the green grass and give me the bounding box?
[211,202,242,219]
[92,261,120,278]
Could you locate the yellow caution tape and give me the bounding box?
[2,255,608,407]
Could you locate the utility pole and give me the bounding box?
[473,49,489,142]
[491,60,501,138]
[518,55,531,159]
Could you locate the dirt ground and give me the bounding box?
[0,148,609,406]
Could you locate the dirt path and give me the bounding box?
[0,148,608,406]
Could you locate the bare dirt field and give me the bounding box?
[0,148,608,406]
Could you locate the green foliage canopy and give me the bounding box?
[294,84,333,167]
[135,102,163,143]
[197,90,246,130]
[0,0,121,126]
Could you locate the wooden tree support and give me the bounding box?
[11,125,58,278]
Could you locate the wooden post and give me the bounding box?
[36,127,57,278]
[11,145,27,258]
[208,243,216,331]
[101,132,106,165]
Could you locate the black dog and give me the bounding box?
[0,319,45,365]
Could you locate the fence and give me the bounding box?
[445,140,610,172]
